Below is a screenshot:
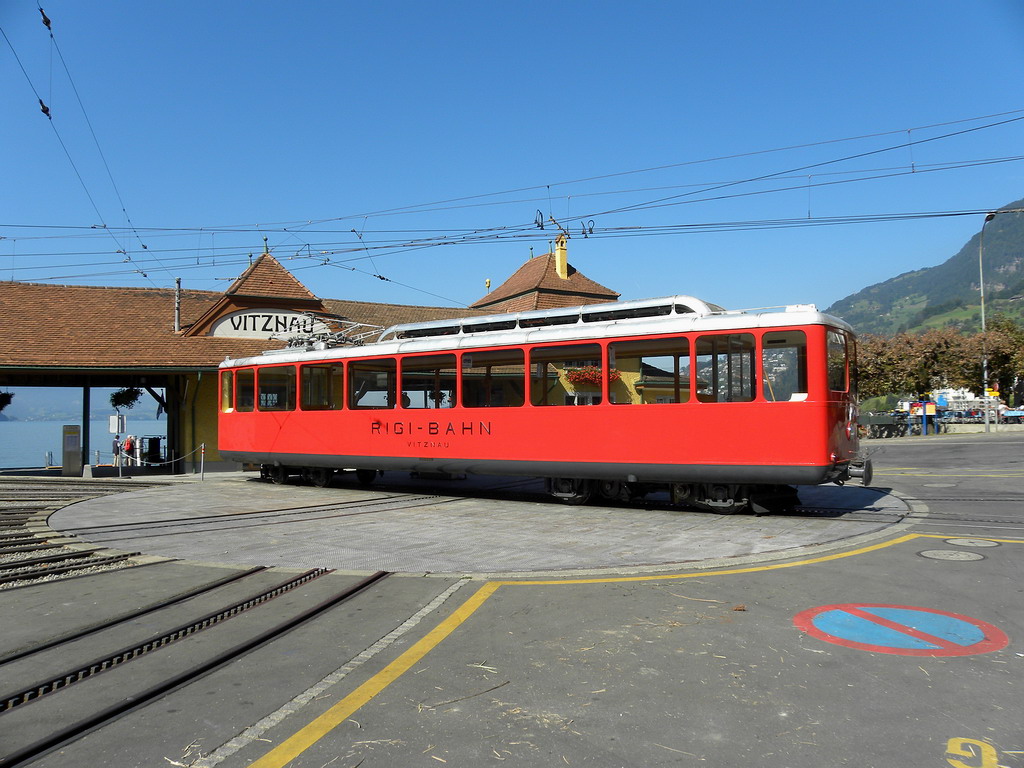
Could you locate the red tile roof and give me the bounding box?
[224,253,320,301]
[0,281,276,369]
[0,251,622,376]
[470,251,619,312]
[0,282,476,372]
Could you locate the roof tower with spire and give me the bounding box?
[470,235,619,313]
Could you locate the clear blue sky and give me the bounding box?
[3,0,1024,312]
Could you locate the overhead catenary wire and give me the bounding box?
[572,114,1024,222]
[36,3,173,280]
[5,152,1022,260]
[2,100,1024,300]
[10,206,1014,288]
[278,108,1024,228]
[0,16,159,289]
[7,110,1022,242]
[10,150,1022,276]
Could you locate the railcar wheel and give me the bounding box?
[269,465,288,485]
[355,469,378,485]
[597,481,643,503]
[548,477,593,505]
[309,468,334,488]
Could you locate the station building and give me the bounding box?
[0,238,618,472]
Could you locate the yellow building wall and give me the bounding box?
[178,371,224,470]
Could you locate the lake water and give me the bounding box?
[0,418,167,468]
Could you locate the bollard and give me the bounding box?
[200,443,206,481]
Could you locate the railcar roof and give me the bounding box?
[220,295,853,368]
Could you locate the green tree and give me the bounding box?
[110,387,142,412]
[857,317,1024,406]
[985,314,1024,405]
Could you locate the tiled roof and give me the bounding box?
[322,299,478,332]
[470,251,619,312]
[0,281,278,369]
[225,254,320,301]
[0,281,477,371]
[0,252,621,375]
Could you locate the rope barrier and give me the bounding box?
[107,442,207,479]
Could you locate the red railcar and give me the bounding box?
[218,295,869,513]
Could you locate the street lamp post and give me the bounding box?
[979,212,995,432]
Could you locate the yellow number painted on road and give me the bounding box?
[946,738,1004,768]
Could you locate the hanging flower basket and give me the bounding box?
[565,367,620,388]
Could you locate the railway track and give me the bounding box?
[0,564,390,766]
[0,477,161,589]
[60,494,909,552]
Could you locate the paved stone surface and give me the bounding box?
[49,472,905,575]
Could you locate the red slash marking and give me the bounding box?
[841,607,962,649]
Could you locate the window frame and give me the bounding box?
[235,368,255,412]
[608,336,691,406]
[460,348,527,408]
[299,362,345,411]
[694,333,757,403]
[220,370,234,412]
[760,329,809,402]
[400,353,458,409]
[529,342,605,406]
[348,358,398,410]
[257,365,297,412]
[827,329,849,393]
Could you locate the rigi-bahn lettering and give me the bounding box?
[371,421,493,436]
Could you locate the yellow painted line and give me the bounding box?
[246,581,500,768]
[246,533,925,767]
[492,534,923,586]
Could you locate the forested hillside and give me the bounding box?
[826,200,1024,334]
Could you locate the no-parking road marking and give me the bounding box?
[794,603,1009,656]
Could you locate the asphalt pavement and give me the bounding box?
[3,432,1021,768]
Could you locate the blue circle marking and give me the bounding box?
[793,603,1009,656]
[813,606,984,649]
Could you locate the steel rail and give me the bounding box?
[0,567,334,713]
[0,549,96,571]
[56,493,429,533]
[0,542,63,555]
[0,553,140,586]
[0,565,268,666]
[0,570,390,768]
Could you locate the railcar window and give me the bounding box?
[827,330,848,392]
[236,369,255,412]
[257,366,296,411]
[220,370,233,412]
[695,334,756,403]
[761,331,808,401]
[300,364,344,410]
[401,354,456,409]
[349,359,397,409]
[530,343,604,406]
[461,349,525,408]
[608,338,690,404]
[849,336,858,398]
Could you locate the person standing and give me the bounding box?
[113,435,122,467]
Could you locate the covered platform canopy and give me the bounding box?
[1,245,618,473]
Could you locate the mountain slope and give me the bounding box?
[825,199,1024,334]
